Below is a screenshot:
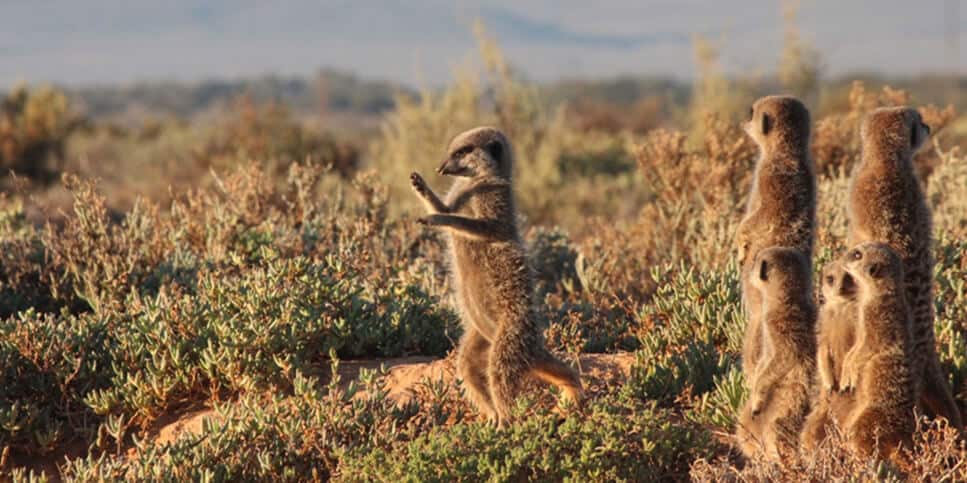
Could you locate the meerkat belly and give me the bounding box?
[451,241,529,340]
[829,304,857,379]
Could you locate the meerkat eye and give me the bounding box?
[825,275,834,285]
[748,107,754,120]
[921,122,930,135]
[484,140,503,161]
[910,122,920,148]
[850,249,862,261]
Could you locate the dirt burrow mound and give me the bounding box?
[151,352,636,446]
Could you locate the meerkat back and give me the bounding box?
[848,107,962,429]
[737,96,816,382]
[737,247,816,460]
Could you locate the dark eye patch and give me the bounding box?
[485,140,503,161]
[452,145,474,158]
[867,262,884,279]
[760,112,771,135]
[758,259,769,282]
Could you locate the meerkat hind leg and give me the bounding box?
[487,326,532,427]
[457,328,497,422]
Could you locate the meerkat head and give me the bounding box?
[437,126,513,179]
[842,242,905,295]
[860,107,931,156]
[818,260,856,306]
[751,246,812,300]
[743,95,810,153]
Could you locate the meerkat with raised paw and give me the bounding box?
[736,96,816,387]
[736,247,816,460]
[848,106,962,429]
[410,126,583,426]
[837,242,916,461]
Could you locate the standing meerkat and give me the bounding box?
[838,242,916,461]
[409,126,582,426]
[736,95,816,386]
[801,260,859,450]
[736,247,816,460]
[848,106,962,429]
[815,260,859,393]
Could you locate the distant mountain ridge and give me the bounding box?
[62,70,412,119]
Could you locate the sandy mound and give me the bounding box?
[144,352,637,448]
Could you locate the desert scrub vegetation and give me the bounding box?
[0,84,78,185]
[4,27,967,481]
[1,163,459,464]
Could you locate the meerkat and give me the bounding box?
[848,106,962,429]
[409,126,583,426]
[836,242,916,461]
[801,259,859,450]
[736,247,816,460]
[736,96,816,388]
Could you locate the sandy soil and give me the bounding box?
[8,352,637,480]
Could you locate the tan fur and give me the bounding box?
[736,247,816,460]
[837,242,916,462]
[736,96,816,388]
[848,107,962,429]
[801,259,859,450]
[410,126,583,426]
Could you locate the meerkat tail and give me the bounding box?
[920,358,964,430]
[528,351,584,410]
[456,328,497,421]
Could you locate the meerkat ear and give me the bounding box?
[760,113,772,135]
[758,259,769,282]
[484,140,503,162]
[910,122,920,149]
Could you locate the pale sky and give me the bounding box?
[1,0,964,88]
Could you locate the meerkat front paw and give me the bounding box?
[410,172,430,196]
[748,388,767,416]
[839,367,858,393]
